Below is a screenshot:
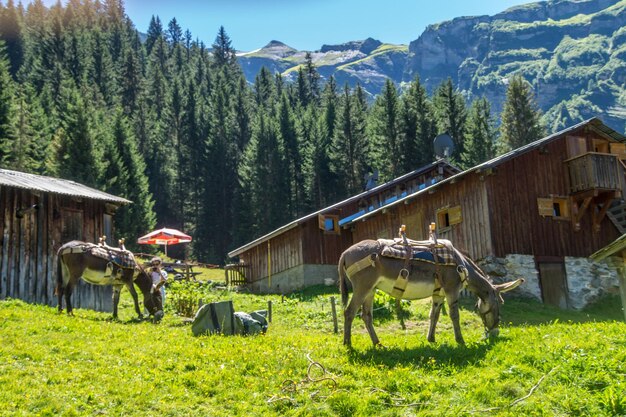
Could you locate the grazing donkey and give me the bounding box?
[56,241,163,321]
[338,238,523,347]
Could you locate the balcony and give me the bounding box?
[565,152,622,195]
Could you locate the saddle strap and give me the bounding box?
[345,254,376,278]
[391,249,412,299]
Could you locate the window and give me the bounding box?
[61,209,83,242]
[318,214,340,234]
[435,205,462,232]
[538,197,570,220]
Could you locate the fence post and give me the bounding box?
[331,296,338,334]
[268,300,272,323]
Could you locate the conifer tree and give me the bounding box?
[211,26,237,69]
[498,74,545,153]
[0,41,17,166]
[304,52,320,103]
[462,97,496,168]
[398,76,435,171]
[0,0,24,77]
[333,83,370,196]
[278,93,304,217]
[432,78,467,163]
[56,83,102,187]
[109,111,156,248]
[145,15,163,56]
[368,78,400,180]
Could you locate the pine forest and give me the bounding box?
[0,0,546,264]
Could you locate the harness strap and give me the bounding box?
[457,265,469,288]
[345,254,376,278]
[391,248,412,299]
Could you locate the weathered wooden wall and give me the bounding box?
[0,187,113,311]
[486,136,620,258]
[352,177,493,260]
[352,133,621,261]
[239,226,303,283]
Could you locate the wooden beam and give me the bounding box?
[571,196,593,231]
[592,194,614,233]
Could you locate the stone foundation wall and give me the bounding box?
[477,254,621,310]
[564,256,621,310]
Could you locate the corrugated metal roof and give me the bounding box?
[227,160,458,257]
[0,168,131,204]
[343,117,625,226]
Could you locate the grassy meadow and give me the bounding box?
[0,276,625,416]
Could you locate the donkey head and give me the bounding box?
[135,269,164,322]
[476,278,524,338]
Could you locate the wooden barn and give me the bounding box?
[0,169,131,311]
[227,160,459,293]
[341,118,625,309]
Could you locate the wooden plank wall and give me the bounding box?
[301,219,352,265]
[352,178,493,260]
[487,136,620,258]
[239,226,303,283]
[0,187,113,311]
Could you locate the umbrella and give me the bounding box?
[137,228,192,256]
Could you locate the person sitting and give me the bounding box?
[149,257,168,304]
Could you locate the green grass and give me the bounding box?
[1,286,625,416]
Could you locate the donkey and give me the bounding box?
[56,241,164,321]
[338,238,523,347]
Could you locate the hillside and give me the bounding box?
[237,0,626,130]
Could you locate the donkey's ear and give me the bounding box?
[494,278,524,294]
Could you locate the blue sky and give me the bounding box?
[42,0,528,52]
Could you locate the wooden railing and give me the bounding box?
[224,263,248,286]
[565,152,622,194]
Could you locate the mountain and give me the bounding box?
[236,0,626,130]
[237,38,408,99]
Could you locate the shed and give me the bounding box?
[342,118,625,309]
[0,169,131,311]
[227,160,459,293]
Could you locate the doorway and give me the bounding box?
[538,262,569,309]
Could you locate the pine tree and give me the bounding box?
[145,15,163,56]
[278,93,304,217]
[56,83,102,187]
[498,74,545,153]
[211,26,237,69]
[432,78,467,163]
[304,52,320,103]
[0,0,24,77]
[0,41,17,166]
[109,111,156,248]
[333,83,370,196]
[462,97,496,168]
[398,76,435,171]
[368,79,401,180]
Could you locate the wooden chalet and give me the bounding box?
[341,118,626,308]
[227,160,459,293]
[0,169,131,311]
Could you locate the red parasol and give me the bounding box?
[137,228,192,256]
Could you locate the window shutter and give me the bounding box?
[537,198,553,217]
[448,205,462,225]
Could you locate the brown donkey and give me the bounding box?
[338,238,523,347]
[56,241,163,321]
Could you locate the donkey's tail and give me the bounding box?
[338,251,349,308]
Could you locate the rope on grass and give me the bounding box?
[468,366,558,414]
[370,387,427,408]
[267,353,338,404]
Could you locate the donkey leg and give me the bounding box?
[125,280,142,319]
[447,297,465,345]
[343,287,370,347]
[362,292,381,347]
[64,285,74,316]
[427,294,445,343]
[56,286,64,314]
[112,285,123,319]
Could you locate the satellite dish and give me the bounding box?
[433,134,455,159]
